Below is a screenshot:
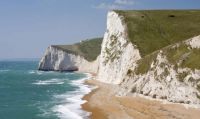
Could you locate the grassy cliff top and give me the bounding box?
[52,38,102,62]
[115,10,200,57]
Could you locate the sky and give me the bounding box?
[0,0,200,59]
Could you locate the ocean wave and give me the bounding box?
[0,69,10,72]
[51,73,94,119]
[33,79,64,85]
[52,102,88,119]
[28,70,44,75]
[52,93,90,119]
[28,70,36,74]
[65,72,75,75]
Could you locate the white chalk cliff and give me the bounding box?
[38,46,99,73]
[97,11,200,106]
[97,11,141,84]
[39,11,200,106]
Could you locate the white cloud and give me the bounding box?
[114,0,134,5]
[94,0,135,10]
[94,3,122,10]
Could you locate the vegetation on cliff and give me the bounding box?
[135,40,200,75]
[52,38,102,61]
[116,10,200,57]
[114,10,200,75]
[52,10,200,74]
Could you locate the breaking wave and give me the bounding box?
[33,79,64,85]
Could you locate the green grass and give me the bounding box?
[163,42,200,70]
[164,43,190,64]
[136,41,200,75]
[52,38,102,61]
[52,10,200,71]
[181,48,200,70]
[116,10,200,57]
[135,51,158,75]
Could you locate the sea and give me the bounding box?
[0,60,93,119]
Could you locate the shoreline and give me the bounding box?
[81,73,107,119]
[82,80,107,119]
[82,79,200,119]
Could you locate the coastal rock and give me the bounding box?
[38,46,99,73]
[186,35,200,49]
[97,11,141,84]
[39,10,200,107]
[118,52,200,106]
[97,11,200,106]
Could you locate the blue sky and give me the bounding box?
[0,0,200,59]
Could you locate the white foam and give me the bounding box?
[52,104,85,119]
[52,73,94,119]
[36,71,45,75]
[0,69,10,72]
[65,72,75,75]
[28,70,36,74]
[52,96,89,119]
[33,79,64,85]
[28,70,45,75]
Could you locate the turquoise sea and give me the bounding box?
[0,61,92,119]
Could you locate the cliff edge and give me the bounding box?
[38,38,102,73]
[39,10,200,106]
[97,10,200,106]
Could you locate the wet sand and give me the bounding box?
[82,80,200,119]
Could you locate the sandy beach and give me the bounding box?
[82,79,200,119]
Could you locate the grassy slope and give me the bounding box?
[52,38,103,62]
[116,10,200,57]
[164,43,200,70]
[115,10,200,74]
[51,10,200,73]
[135,41,200,74]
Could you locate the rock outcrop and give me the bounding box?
[39,10,200,107]
[38,46,99,73]
[118,50,200,105]
[97,11,200,106]
[97,11,141,84]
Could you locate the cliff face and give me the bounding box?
[39,10,200,106]
[119,48,200,105]
[38,46,99,73]
[97,11,200,106]
[97,11,141,84]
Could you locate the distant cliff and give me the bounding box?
[38,38,102,73]
[39,10,200,106]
